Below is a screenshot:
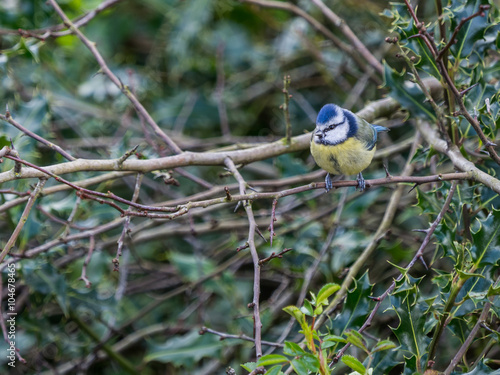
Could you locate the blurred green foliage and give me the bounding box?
[0,0,499,374]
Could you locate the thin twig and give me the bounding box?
[0,113,76,161]
[173,91,199,133]
[240,0,379,81]
[443,301,492,375]
[309,0,384,74]
[115,173,144,270]
[38,205,87,230]
[215,43,230,136]
[258,248,292,265]
[3,154,179,213]
[281,75,292,145]
[269,198,278,246]
[0,0,122,39]
[269,188,347,357]
[61,196,83,238]
[436,5,491,61]
[4,151,483,220]
[224,157,263,358]
[80,235,96,288]
[47,0,182,155]
[200,326,284,348]
[0,178,47,263]
[315,134,422,331]
[0,171,134,213]
[332,181,458,365]
[402,1,500,166]
[0,189,31,197]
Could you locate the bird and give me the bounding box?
[310,103,389,192]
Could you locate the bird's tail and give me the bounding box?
[372,125,390,133]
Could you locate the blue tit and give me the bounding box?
[310,103,389,192]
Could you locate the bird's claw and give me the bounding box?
[356,172,366,192]
[325,173,333,192]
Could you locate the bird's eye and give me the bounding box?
[329,124,335,130]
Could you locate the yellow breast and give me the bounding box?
[310,137,376,176]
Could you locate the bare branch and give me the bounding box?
[0,178,47,263]
[0,113,76,161]
[332,181,458,365]
[200,326,284,348]
[309,0,384,74]
[224,156,263,358]
[47,0,183,155]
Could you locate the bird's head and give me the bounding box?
[313,104,357,145]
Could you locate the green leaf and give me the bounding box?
[168,251,216,282]
[301,299,314,316]
[383,62,436,120]
[316,283,341,306]
[331,272,374,332]
[265,365,284,375]
[461,361,500,374]
[390,290,429,363]
[257,354,289,366]
[0,135,10,148]
[322,334,347,349]
[387,260,408,275]
[241,362,257,372]
[323,334,347,343]
[283,305,306,328]
[455,275,494,315]
[145,330,222,366]
[283,341,306,356]
[341,354,366,374]
[19,37,41,63]
[26,263,69,317]
[457,269,485,280]
[345,330,368,353]
[470,208,500,267]
[291,358,309,375]
[300,353,321,371]
[313,305,324,316]
[403,355,418,374]
[449,0,495,60]
[384,7,440,77]
[487,283,500,297]
[372,339,397,353]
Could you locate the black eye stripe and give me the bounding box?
[325,122,343,130]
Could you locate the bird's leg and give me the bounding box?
[356,172,366,192]
[325,173,333,192]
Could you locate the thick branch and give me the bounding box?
[416,121,500,194]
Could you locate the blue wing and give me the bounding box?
[365,124,390,151]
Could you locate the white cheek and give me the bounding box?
[324,122,348,145]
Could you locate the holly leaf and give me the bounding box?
[390,291,429,365]
[470,208,500,267]
[449,0,496,60]
[384,63,436,120]
[330,272,373,333]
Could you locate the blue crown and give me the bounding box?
[316,104,339,124]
